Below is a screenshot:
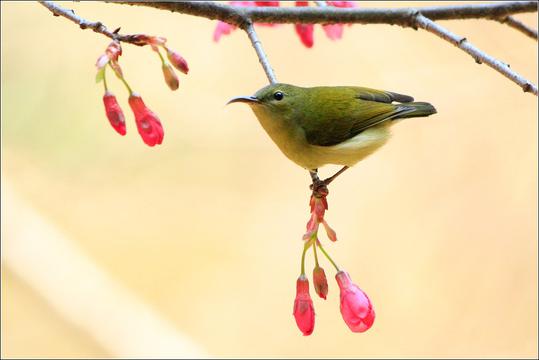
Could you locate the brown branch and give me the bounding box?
[415,14,538,95]
[243,22,277,84]
[496,16,538,40]
[39,1,149,46]
[112,1,537,26]
[42,1,538,96]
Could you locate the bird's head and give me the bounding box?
[226,83,303,117]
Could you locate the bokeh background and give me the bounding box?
[2,1,537,358]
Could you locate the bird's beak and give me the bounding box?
[226,96,260,105]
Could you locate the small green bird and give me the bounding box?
[228,83,436,185]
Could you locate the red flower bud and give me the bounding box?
[102,91,126,136]
[336,271,375,333]
[294,2,314,48]
[313,266,328,299]
[294,26,314,48]
[255,1,280,5]
[128,94,164,147]
[293,275,315,336]
[162,64,179,90]
[166,49,189,75]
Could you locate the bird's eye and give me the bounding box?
[273,91,284,101]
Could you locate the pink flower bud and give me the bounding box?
[128,94,164,147]
[313,266,328,300]
[322,24,344,40]
[293,275,315,336]
[322,220,337,242]
[166,49,189,75]
[213,21,237,42]
[162,64,179,90]
[327,1,356,7]
[336,271,375,333]
[102,91,126,136]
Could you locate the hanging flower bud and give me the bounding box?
[322,219,337,242]
[336,271,375,333]
[128,93,164,147]
[293,275,315,336]
[166,48,189,75]
[294,1,314,48]
[162,64,179,90]
[313,266,328,300]
[102,91,126,136]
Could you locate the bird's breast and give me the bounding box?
[251,106,312,167]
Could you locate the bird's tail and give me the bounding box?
[398,102,437,118]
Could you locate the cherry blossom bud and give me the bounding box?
[313,266,328,299]
[128,93,164,147]
[322,24,344,40]
[102,91,126,136]
[326,1,356,7]
[166,49,189,74]
[162,64,179,90]
[213,21,237,42]
[293,275,315,336]
[294,2,314,48]
[255,1,279,5]
[336,271,375,333]
[322,219,337,242]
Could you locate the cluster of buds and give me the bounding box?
[96,36,189,146]
[213,1,356,48]
[293,194,375,335]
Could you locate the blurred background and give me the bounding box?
[1,1,537,358]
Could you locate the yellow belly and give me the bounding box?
[292,124,391,170]
[252,106,391,170]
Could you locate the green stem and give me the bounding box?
[312,238,319,267]
[318,243,340,272]
[102,67,108,92]
[300,238,314,276]
[107,63,133,95]
[156,47,167,66]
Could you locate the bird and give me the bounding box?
[227,83,436,188]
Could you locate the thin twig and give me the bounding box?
[42,1,538,95]
[415,14,538,95]
[112,1,537,26]
[39,1,149,46]
[243,22,277,84]
[496,16,538,40]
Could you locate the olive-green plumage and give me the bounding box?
[228,83,436,171]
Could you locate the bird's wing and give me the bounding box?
[299,87,415,147]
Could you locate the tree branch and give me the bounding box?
[41,1,538,96]
[415,13,538,95]
[112,1,537,26]
[243,22,277,84]
[39,0,150,46]
[496,15,538,40]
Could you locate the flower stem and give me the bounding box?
[318,243,340,272]
[156,47,167,66]
[108,63,133,95]
[102,67,108,92]
[300,238,314,276]
[312,238,319,267]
